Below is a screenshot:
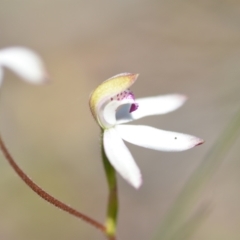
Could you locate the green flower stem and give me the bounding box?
[101,131,118,240]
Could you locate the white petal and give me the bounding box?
[103,127,142,188]
[0,47,48,84]
[116,125,204,152]
[116,94,187,124]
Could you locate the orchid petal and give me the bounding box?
[0,47,48,84]
[116,94,187,124]
[116,125,204,152]
[103,127,142,188]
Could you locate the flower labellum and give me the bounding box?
[0,47,48,85]
[89,73,204,189]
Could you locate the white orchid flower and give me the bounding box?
[0,47,48,85]
[89,73,204,189]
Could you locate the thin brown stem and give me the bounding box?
[0,134,106,233]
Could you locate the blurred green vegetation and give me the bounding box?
[155,107,240,240]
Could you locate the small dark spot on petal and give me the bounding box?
[174,137,177,140]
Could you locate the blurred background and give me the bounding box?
[0,0,240,239]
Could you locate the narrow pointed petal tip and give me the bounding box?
[194,138,205,147]
[176,94,188,103]
[130,73,139,83]
[133,175,142,189]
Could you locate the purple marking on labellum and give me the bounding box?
[109,89,138,113]
[126,92,135,100]
[129,103,139,113]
